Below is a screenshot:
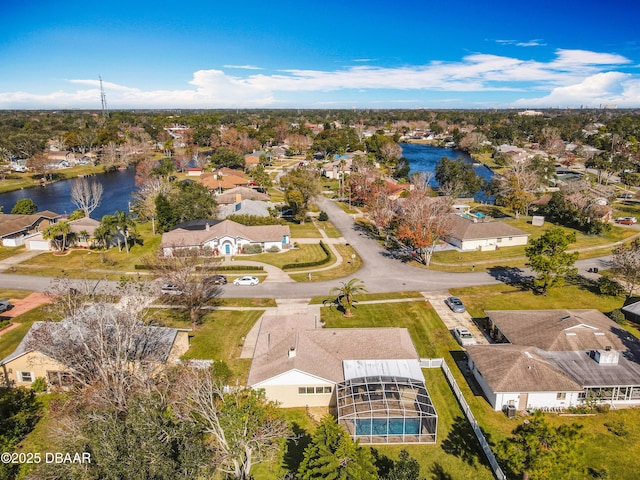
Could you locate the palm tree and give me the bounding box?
[329,278,367,317]
[42,220,71,252]
[114,210,136,253]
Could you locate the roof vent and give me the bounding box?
[288,346,296,359]
[561,315,571,321]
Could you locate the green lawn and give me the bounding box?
[288,244,359,281]
[154,308,263,381]
[321,301,495,479]
[10,223,162,278]
[0,245,26,261]
[288,221,322,238]
[0,306,48,359]
[428,219,638,272]
[241,243,329,269]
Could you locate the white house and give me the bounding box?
[161,219,291,256]
[466,309,640,411]
[446,214,530,251]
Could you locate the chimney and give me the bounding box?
[205,223,210,231]
[235,193,242,203]
[288,346,296,358]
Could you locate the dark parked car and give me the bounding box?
[206,274,227,285]
[445,296,466,313]
[0,300,12,313]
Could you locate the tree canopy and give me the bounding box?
[525,227,579,295]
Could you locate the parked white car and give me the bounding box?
[233,276,259,286]
[453,326,476,346]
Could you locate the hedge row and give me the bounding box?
[282,241,332,270]
[134,264,264,272]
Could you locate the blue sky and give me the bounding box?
[1,0,639,109]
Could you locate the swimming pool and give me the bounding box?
[355,418,421,436]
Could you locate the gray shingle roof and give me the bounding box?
[161,219,290,248]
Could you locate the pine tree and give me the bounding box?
[298,415,378,480]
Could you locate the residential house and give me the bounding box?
[186,167,204,177]
[199,169,249,192]
[322,157,353,179]
[446,213,530,251]
[0,211,61,249]
[244,154,261,170]
[0,309,191,388]
[247,312,437,444]
[218,200,273,219]
[161,219,291,256]
[216,186,270,205]
[466,309,640,411]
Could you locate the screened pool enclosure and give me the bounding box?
[336,360,437,444]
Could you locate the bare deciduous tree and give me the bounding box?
[145,248,222,327]
[611,238,640,298]
[27,280,162,410]
[172,365,291,480]
[70,177,103,218]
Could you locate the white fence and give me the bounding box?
[421,358,506,480]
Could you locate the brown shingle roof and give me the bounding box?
[199,173,249,190]
[247,313,420,386]
[216,186,269,204]
[487,309,627,351]
[447,215,529,241]
[466,344,582,392]
[0,211,61,238]
[161,219,290,248]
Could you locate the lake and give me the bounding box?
[0,144,493,217]
[0,168,136,219]
[401,143,493,200]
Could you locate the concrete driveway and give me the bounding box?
[421,290,489,345]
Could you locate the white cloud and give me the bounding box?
[0,49,638,108]
[221,65,263,70]
[516,39,546,47]
[513,71,640,108]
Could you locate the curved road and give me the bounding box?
[0,196,613,298]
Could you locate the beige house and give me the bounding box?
[0,318,190,388]
[467,309,640,411]
[247,313,438,444]
[161,219,291,256]
[446,214,530,251]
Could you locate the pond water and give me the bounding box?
[0,168,136,219]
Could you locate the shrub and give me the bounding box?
[242,244,263,254]
[608,309,627,325]
[318,211,329,221]
[32,377,47,393]
[267,245,281,253]
[597,276,624,296]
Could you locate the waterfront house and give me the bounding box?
[0,211,61,249]
[446,213,530,251]
[466,309,640,411]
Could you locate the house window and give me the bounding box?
[556,392,567,400]
[497,238,503,243]
[18,371,33,383]
[298,386,332,395]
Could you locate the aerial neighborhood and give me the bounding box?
[2,108,640,479]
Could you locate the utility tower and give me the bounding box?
[99,76,109,118]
